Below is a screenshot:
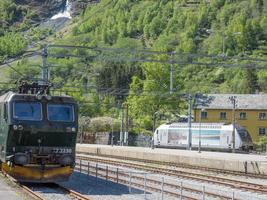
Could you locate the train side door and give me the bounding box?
[220,130,229,148]
[226,131,232,149]
[161,129,168,145]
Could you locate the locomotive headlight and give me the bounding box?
[67,127,76,133]
[18,125,24,131]
[36,94,42,100]
[45,95,52,101]
[13,125,18,130]
[14,153,29,165]
[59,155,73,166]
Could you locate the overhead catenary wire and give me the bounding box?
[48,44,267,62]
[2,0,265,105]
[0,51,41,69]
[4,63,28,79]
[1,45,267,70]
[0,44,266,99]
[47,45,267,64]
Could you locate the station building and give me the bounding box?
[193,94,267,142]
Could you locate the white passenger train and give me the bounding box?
[153,123,253,151]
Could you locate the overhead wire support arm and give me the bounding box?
[41,45,49,84]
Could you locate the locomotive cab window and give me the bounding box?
[47,104,74,122]
[13,102,42,121]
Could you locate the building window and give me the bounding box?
[201,111,207,119]
[239,112,246,120]
[259,128,266,136]
[259,113,266,120]
[220,112,226,120]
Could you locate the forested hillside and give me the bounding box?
[54,0,267,132]
[0,0,29,60]
[1,0,267,134]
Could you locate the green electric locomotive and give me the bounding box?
[0,82,78,182]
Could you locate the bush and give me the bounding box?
[255,136,267,152]
[81,116,121,134]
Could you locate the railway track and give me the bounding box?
[20,184,45,200]
[0,170,91,200]
[76,151,267,180]
[21,183,92,200]
[54,183,92,200]
[76,154,267,198]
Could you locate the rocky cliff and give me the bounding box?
[69,0,100,16]
[15,0,99,22]
[15,0,67,21]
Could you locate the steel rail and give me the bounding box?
[21,183,92,200]
[0,170,91,200]
[0,171,45,200]
[20,184,46,200]
[53,183,92,200]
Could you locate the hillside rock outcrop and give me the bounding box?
[69,0,100,16]
[15,0,67,21]
[14,0,100,22]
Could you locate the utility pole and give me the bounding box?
[124,103,129,146]
[198,108,205,153]
[111,112,114,147]
[152,111,158,149]
[41,45,49,84]
[229,96,237,153]
[120,103,124,146]
[188,94,193,150]
[169,52,175,94]
[153,112,157,134]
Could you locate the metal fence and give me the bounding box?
[75,159,267,200]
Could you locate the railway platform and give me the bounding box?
[0,175,23,200]
[76,144,267,175]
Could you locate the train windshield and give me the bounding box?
[14,102,42,121]
[47,104,74,122]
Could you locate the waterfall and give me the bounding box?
[51,0,72,20]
